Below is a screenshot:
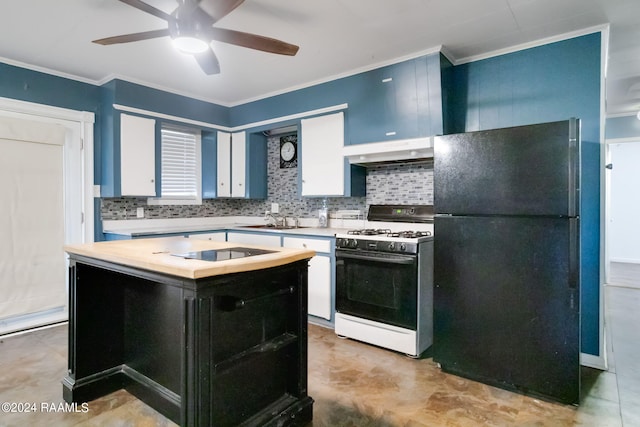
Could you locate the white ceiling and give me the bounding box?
[1,0,640,115]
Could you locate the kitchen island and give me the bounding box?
[62,237,315,426]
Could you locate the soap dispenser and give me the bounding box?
[318,198,328,228]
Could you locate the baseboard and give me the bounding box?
[610,258,640,264]
[581,352,606,370]
[0,307,67,336]
[123,365,181,424]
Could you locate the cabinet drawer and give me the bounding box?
[283,237,331,253]
[188,232,226,242]
[227,232,281,247]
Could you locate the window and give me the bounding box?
[148,123,202,205]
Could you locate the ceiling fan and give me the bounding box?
[92,0,299,75]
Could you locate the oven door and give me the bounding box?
[335,249,417,329]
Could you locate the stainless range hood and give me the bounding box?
[343,136,434,165]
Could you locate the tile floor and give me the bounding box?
[0,285,637,426]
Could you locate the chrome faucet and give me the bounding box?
[264,211,277,227]
[285,216,299,228]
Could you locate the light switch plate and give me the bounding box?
[136,207,144,218]
[271,203,279,214]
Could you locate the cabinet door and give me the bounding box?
[300,112,344,196]
[347,58,437,145]
[216,131,231,197]
[283,236,333,320]
[231,131,246,197]
[308,256,332,320]
[120,114,156,196]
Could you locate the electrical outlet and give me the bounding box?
[271,203,279,214]
[136,207,144,218]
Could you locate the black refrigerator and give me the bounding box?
[433,119,580,405]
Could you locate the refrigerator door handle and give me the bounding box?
[568,218,579,290]
[567,118,580,217]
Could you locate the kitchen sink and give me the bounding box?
[240,224,309,230]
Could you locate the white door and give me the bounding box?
[607,141,640,288]
[0,99,92,335]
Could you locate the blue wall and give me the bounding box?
[449,32,602,356]
[229,53,445,141]
[0,62,100,112]
[110,79,229,125]
[0,32,603,356]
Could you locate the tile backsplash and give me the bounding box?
[101,135,434,220]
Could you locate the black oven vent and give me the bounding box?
[367,205,434,223]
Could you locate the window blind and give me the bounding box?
[161,124,200,198]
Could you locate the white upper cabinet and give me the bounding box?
[231,131,246,197]
[217,131,232,197]
[120,113,156,196]
[217,131,247,198]
[300,112,345,196]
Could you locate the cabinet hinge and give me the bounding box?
[81,212,85,224]
[80,138,84,150]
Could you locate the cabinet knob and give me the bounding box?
[238,183,243,186]
[220,182,224,186]
[303,243,307,248]
[150,179,154,183]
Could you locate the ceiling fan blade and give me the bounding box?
[92,29,170,45]
[206,28,299,56]
[194,47,221,75]
[118,0,173,21]
[197,0,245,24]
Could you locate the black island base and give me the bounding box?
[62,254,314,426]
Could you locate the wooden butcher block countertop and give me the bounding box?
[64,237,316,280]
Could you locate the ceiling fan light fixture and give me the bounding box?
[172,36,209,54]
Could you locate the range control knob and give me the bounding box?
[349,239,358,248]
[399,243,407,252]
[388,242,396,251]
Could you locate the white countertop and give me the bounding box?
[102,216,360,238]
[65,237,315,279]
[102,216,434,238]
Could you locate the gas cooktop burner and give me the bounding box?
[345,229,432,239]
[347,228,392,236]
[388,230,432,239]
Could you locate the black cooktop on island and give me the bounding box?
[172,247,276,262]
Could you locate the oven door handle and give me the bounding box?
[336,252,416,265]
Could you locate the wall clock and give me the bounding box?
[280,135,298,168]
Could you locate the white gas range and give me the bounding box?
[334,205,434,357]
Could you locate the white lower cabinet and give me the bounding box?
[226,232,281,247]
[187,232,226,242]
[283,236,333,320]
[306,256,332,320]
